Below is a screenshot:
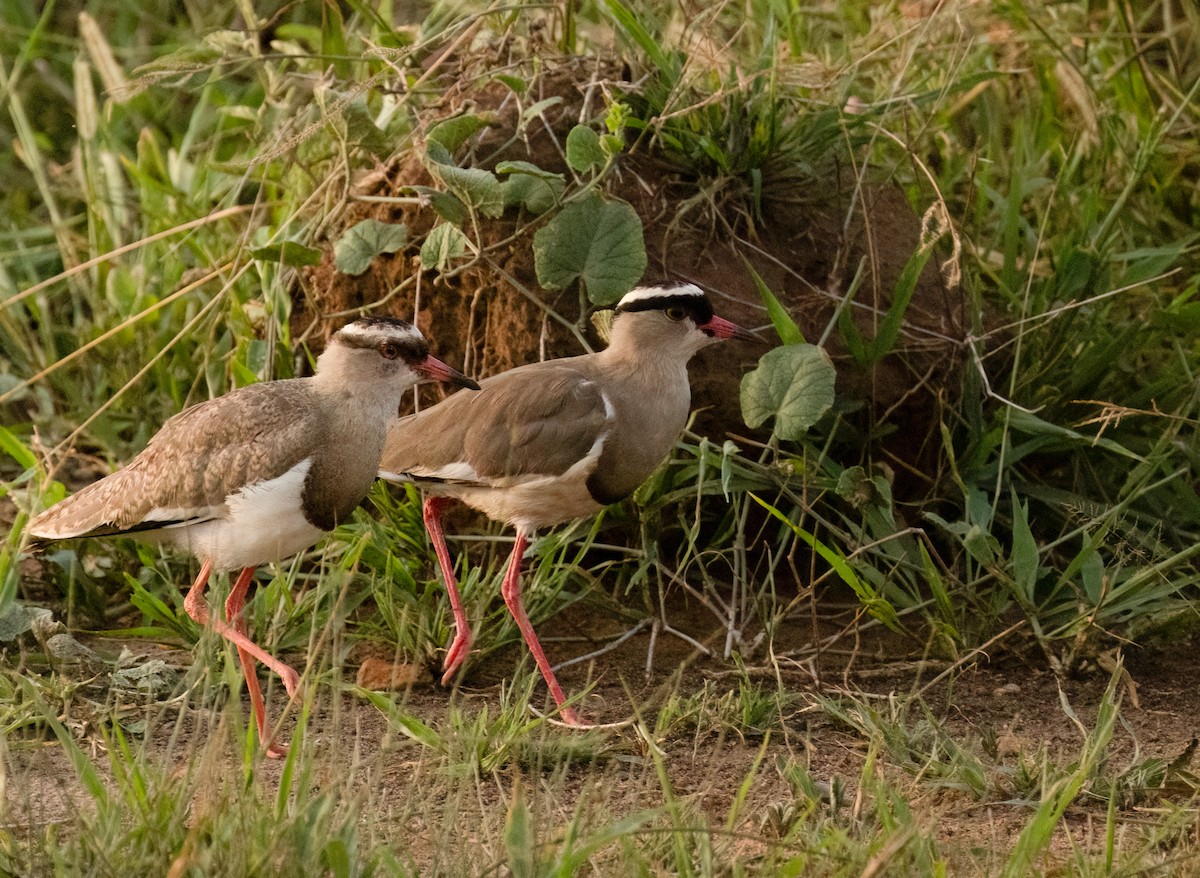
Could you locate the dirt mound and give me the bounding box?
[296,55,965,488]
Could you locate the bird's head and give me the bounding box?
[317,317,479,393]
[606,282,754,358]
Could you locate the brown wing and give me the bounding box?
[29,381,324,539]
[381,363,610,486]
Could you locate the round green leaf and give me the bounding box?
[498,161,564,214]
[420,223,469,271]
[333,219,408,276]
[427,112,496,152]
[532,194,646,305]
[424,141,504,218]
[740,344,836,439]
[566,124,605,173]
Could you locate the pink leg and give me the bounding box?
[224,567,288,759]
[499,533,583,725]
[184,560,299,756]
[424,496,474,684]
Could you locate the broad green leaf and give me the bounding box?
[1154,300,1200,334]
[1056,247,1096,299]
[518,96,564,128]
[834,259,871,362]
[502,176,560,214]
[860,237,934,362]
[565,124,605,173]
[272,23,322,50]
[251,240,323,267]
[495,160,565,182]
[1007,409,1141,461]
[343,102,393,156]
[333,219,408,276]
[321,1,349,78]
[424,141,504,218]
[740,344,835,439]
[964,524,999,565]
[354,687,444,750]
[492,73,527,93]
[504,783,536,878]
[835,465,878,509]
[322,840,352,878]
[920,543,959,637]
[420,223,469,271]
[533,194,646,304]
[1080,541,1106,604]
[427,113,495,152]
[1116,240,1191,288]
[923,511,1001,567]
[407,185,467,225]
[498,161,564,214]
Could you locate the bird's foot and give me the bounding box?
[531,703,628,730]
[279,665,300,699]
[264,738,289,760]
[440,631,474,685]
[558,705,585,726]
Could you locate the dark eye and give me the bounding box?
[664,305,688,321]
[380,341,402,360]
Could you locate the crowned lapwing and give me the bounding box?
[29,317,478,755]
[378,283,752,724]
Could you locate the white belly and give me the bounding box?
[445,468,604,534]
[140,460,327,571]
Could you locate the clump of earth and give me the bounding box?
[296,54,967,496]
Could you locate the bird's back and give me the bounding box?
[30,382,317,538]
[381,351,693,529]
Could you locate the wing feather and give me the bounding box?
[381,363,610,488]
[30,380,325,540]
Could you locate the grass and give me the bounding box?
[3,0,1200,873]
[4,663,1194,876]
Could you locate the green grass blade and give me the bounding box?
[1000,663,1123,877]
[750,493,903,633]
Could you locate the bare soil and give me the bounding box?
[5,587,1198,873]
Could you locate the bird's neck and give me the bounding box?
[595,337,691,386]
[309,372,404,423]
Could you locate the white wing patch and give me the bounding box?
[142,505,222,526]
[599,387,616,421]
[225,458,312,521]
[380,461,480,484]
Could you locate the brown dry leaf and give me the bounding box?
[355,657,431,690]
